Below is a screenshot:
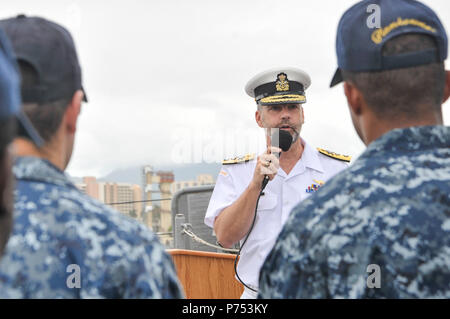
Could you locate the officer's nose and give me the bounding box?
[280,107,290,120]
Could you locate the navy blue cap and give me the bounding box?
[0,28,43,147]
[0,30,20,119]
[330,0,448,87]
[0,15,88,103]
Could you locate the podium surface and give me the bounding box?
[168,249,244,299]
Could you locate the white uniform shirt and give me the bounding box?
[204,138,349,291]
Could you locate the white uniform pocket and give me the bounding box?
[256,193,277,211]
[248,193,278,241]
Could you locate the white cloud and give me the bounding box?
[2,0,449,177]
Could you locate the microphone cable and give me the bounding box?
[233,178,268,294]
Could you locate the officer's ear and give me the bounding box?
[300,105,305,124]
[255,103,264,128]
[344,81,364,116]
[443,70,450,104]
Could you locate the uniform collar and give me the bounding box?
[278,138,324,179]
[13,156,76,189]
[301,138,325,173]
[361,125,450,160]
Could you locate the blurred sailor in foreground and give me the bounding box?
[0,15,183,298]
[0,29,41,258]
[205,67,350,298]
[259,0,450,298]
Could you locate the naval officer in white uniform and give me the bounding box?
[204,67,351,299]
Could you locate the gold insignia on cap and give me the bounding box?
[222,153,255,165]
[317,148,351,162]
[371,17,437,44]
[275,73,290,92]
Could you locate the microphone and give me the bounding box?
[272,128,294,154]
[261,129,293,191]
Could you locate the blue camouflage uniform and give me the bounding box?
[258,125,450,298]
[0,156,184,298]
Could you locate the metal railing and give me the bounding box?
[106,198,172,205]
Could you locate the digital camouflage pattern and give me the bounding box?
[259,126,450,298]
[0,157,184,298]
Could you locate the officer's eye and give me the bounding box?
[288,105,299,110]
[270,106,282,112]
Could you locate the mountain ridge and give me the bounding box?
[70,163,221,185]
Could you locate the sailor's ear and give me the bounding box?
[443,70,450,103]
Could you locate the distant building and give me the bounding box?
[142,166,174,232]
[76,177,142,220]
[76,176,97,198]
[75,169,216,249]
[103,182,142,219]
[83,176,99,200]
[171,174,215,194]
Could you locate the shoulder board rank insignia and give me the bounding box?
[222,153,255,165]
[317,148,351,162]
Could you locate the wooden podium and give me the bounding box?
[168,249,244,299]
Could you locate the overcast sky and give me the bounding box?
[3,0,450,178]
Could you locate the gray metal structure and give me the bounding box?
[171,185,220,253]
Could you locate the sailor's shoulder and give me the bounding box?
[222,153,256,165]
[317,148,351,162]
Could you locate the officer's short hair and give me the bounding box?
[19,60,71,143]
[342,34,445,119]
